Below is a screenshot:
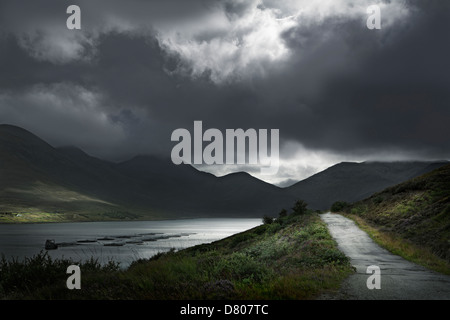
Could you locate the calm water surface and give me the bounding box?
[0,218,261,268]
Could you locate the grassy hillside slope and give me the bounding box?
[338,164,450,273]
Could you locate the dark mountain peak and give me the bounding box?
[0,124,60,166]
[0,124,47,144]
[220,171,252,178]
[312,162,359,175]
[337,161,358,165]
[218,171,254,183]
[0,123,31,133]
[217,171,282,191]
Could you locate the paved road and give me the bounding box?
[319,212,450,300]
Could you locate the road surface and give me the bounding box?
[319,212,450,300]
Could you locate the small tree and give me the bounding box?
[278,208,287,218]
[292,200,308,215]
[330,201,349,213]
[262,215,274,225]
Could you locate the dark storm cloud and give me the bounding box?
[0,0,449,182]
[276,0,450,158]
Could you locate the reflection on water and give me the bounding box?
[0,218,261,268]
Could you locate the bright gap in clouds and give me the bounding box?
[193,140,432,188]
[155,0,410,84]
[193,141,356,187]
[156,1,297,83]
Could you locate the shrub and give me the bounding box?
[278,209,288,218]
[330,201,350,213]
[229,232,255,248]
[292,200,308,215]
[372,196,384,205]
[265,222,283,234]
[262,215,274,225]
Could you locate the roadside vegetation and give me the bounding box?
[0,202,354,300]
[330,164,450,275]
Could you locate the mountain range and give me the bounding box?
[0,124,447,221]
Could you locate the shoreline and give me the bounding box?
[0,214,263,225]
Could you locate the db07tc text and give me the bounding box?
[224,304,268,315]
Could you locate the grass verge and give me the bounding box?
[344,213,450,275]
[333,164,450,275]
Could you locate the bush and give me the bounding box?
[330,201,350,213]
[229,232,256,248]
[278,209,287,218]
[372,196,384,205]
[262,215,274,225]
[266,222,283,234]
[350,205,367,215]
[292,200,308,215]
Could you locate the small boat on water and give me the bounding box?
[45,239,58,250]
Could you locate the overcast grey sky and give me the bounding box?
[0,0,449,185]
